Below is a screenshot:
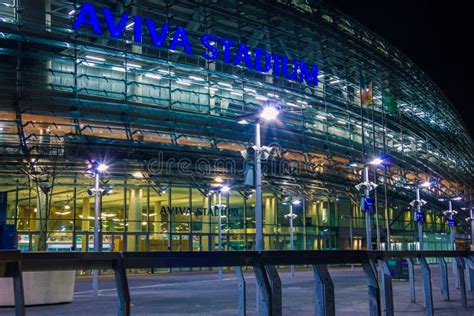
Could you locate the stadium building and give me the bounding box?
[0,0,473,253]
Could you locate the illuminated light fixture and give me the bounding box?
[33,208,38,213]
[83,62,96,67]
[176,79,191,86]
[214,176,224,183]
[296,99,308,105]
[217,81,232,88]
[125,63,141,68]
[85,55,105,62]
[267,93,279,99]
[238,118,249,125]
[158,69,175,75]
[64,205,71,210]
[126,22,134,29]
[255,95,268,101]
[260,106,279,121]
[112,66,126,72]
[97,163,109,172]
[221,185,231,193]
[348,162,359,168]
[189,75,205,81]
[68,9,75,15]
[420,181,431,188]
[368,158,383,165]
[209,87,218,93]
[316,115,327,120]
[329,79,341,84]
[452,196,463,201]
[55,211,71,215]
[244,87,256,94]
[292,200,301,205]
[145,73,162,80]
[286,102,297,107]
[132,171,143,178]
[337,119,346,124]
[231,91,243,97]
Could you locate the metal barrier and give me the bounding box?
[1,250,473,316]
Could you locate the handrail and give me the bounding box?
[1,250,473,316]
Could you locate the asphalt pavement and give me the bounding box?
[1,265,473,315]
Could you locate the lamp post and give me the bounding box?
[355,162,378,250]
[441,196,462,250]
[87,161,108,297]
[284,199,300,277]
[239,106,279,252]
[217,185,230,281]
[466,208,474,251]
[410,181,430,251]
[368,158,383,250]
[239,106,278,315]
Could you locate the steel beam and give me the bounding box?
[453,259,459,289]
[418,256,433,316]
[265,265,282,316]
[253,262,272,316]
[12,262,25,316]
[464,257,474,292]
[363,259,381,316]
[236,267,246,316]
[378,260,394,316]
[406,258,416,303]
[438,257,449,301]
[455,257,467,307]
[312,264,335,316]
[113,257,131,316]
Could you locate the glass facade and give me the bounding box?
[0,0,472,253]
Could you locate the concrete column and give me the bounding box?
[127,188,143,251]
[81,197,90,251]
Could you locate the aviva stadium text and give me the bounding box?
[73,2,320,86]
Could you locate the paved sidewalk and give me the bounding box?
[0,265,473,315]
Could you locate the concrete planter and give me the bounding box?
[0,271,75,306]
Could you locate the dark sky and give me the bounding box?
[327,0,474,139]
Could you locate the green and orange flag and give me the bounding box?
[382,89,397,114]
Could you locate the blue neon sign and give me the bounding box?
[72,3,319,86]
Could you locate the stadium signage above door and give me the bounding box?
[72,2,319,86]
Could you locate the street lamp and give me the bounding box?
[283,198,300,277]
[216,184,230,281]
[368,157,384,250]
[440,196,462,250]
[410,180,431,250]
[86,161,108,297]
[238,106,279,251]
[355,164,378,250]
[465,209,474,250]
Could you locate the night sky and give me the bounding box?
[328,0,474,138]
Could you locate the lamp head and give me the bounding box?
[260,106,279,121]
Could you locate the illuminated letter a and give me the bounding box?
[72,3,102,35]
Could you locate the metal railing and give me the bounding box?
[1,250,474,316]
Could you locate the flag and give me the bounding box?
[359,73,373,107]
[382,90,397,114]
